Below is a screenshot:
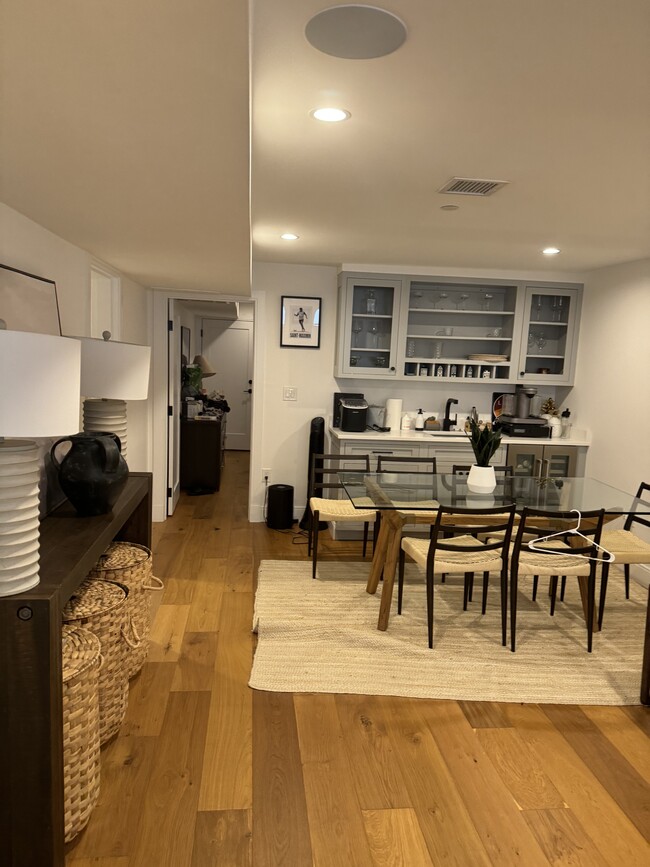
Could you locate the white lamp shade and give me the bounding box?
[78,337,151,400]
[0,330,81,437]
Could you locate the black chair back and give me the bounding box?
[309,453,370,498]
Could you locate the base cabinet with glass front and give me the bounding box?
[507,443,581,478]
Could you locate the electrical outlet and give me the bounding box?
[283,386,297,401]
[262,468,271,483]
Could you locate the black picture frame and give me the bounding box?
[0,262,62,335]
[280,295,321,348]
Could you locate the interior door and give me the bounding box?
[201,317,253,450]
[167,299,181,514]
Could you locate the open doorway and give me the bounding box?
[165,297,254,516]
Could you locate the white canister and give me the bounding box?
[385,399,403,431]
[549,416,562,438]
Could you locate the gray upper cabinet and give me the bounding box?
[335,275,402,377]
[516,284,582,385]
[335,271,583,386]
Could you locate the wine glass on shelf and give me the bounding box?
[534,295,542,321]
[482,292,493,311]
[368,322,379,349]
[351,319,362,347]
[434,292,449,309]
[535,332,547,353]
[455,293,470,310]
[556,297,564,322]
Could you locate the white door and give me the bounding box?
[201,318,253,450]
[167,299,181,514]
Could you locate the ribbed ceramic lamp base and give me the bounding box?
[83,399,128,460]
[0,441,41,597]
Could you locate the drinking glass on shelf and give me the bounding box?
[406,338,416,357]
[434,341,443,358]
[351,319,362,347]
[366,290,376,315]
[482,292,494,311]
[368,323,379,348]
[556,297,564,322]
[535,332,547,352]
[455,293,470,310]
[534,295,542,320]
[434,292,449,309]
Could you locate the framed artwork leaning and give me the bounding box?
[280,295,321,348]
[0,263,62,335]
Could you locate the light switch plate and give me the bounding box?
[283,386,297,401]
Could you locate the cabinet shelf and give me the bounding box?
[409,307,515,316]
[407,334,512,342]
[352,313,393,319]
[353,347,390,354]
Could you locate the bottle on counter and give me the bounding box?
[401,413,412,430]
[561,408,572,439]
[415,409,424,431]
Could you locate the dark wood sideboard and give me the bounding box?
[180,416,226,492]
[0,472,152,867]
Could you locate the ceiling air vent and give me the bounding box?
[438,177,509,197]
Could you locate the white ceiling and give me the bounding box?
[1,2,649,295]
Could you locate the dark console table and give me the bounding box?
[180,416,226,492]
[0,472,152,867]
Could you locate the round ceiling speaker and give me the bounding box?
[305,5,407,59]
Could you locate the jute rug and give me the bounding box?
[250,560,648,705]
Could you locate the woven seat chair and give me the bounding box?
[596,481,650,628]
[308,453,379,579]
[376,455,439,525]
[509,508,605,653]
[398,504,516,648]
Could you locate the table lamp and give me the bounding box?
[77,333,151,461]
[0,326,81,597]
[192,355,216,378]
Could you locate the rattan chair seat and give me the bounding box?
[599,528,650,562]
[309,496,377,521]
[402,534,505,574]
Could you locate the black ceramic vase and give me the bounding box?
[50,432,129,516]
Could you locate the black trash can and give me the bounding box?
[266,484,294,529]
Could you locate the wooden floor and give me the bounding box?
[65,451,650,867]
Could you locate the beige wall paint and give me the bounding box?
[0,201,152,471]
[573,258,650,490]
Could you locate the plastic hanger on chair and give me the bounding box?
[526,509,615,564]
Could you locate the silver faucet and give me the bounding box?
[442,397,458,431]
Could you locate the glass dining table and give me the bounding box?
[339,472,650,703]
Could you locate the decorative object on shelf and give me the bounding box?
[450,365,457,377]
[77,333,151,461]
[436,365,444,377]
[366,289,376,315]
[406,337,415,356]
[281,295,321,348]
[541,396,558,416]
[350,354,359,366]
[0,327,81,597]
[465,418,503,493]
[51,433,129,517]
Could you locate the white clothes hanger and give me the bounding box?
[526,509,615,564]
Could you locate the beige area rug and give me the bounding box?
[250,560,648,705]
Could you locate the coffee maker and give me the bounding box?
[494,386,549,437]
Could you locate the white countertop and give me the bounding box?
[329,427,590,447]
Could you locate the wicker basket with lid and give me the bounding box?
[62,624,102,841]
[62,578,130,744]
[88,541,163,678]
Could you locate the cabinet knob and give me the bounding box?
[390,366,395,371]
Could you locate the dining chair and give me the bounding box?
[596,481,650,627]
[508,507,605,653]
[308,453,380,579]
[376,455,438,525]
[398,504,517,648]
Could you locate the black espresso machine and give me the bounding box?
[492,387,551,438]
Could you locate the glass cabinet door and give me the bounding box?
[517,285,580,384]
[341,278,401,376]
[507,444,544,477]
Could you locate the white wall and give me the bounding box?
[249,262,574,522]
[0,202,152,471]
[571,259,650,490]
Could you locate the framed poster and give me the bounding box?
[0,263,62,335]
[280,295,321,348]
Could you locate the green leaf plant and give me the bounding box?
[465,418,503,467]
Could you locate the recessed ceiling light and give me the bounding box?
[281,233,299,241]
[542,247,561,256]
[310,107,351,123]
[440,204,460,211]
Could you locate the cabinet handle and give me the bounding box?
[534,458,542,477]
[542,458,550,477]
[390,366,395,371]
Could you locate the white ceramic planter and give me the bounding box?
[467,464,496,494]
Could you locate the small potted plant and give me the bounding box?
[465,418,503,493]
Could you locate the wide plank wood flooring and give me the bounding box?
[66,451,650,866]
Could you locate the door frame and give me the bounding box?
[151,290,257,523]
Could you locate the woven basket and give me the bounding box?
[88,541,163,678]
[63,579,131,744]
[62,624,102,842]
